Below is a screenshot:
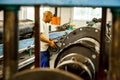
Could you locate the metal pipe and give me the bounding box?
[97,7,107,80]
[34,5,40,67]
[54,7,57,16]
[3,6,19,80]
[110,8,120,80]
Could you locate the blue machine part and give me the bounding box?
[0,0,120,7]
[0,38,34,57]
[49,31,68,39]
[19,38,34,50]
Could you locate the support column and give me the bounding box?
[2,6,20,80]
[110,8,120,80]
[97,7,107,80]
[34,6,40,67]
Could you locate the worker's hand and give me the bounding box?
[49,40,57,48]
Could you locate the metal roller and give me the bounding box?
[55,40,99,80]
[61,27,100,47]
[55,38,99,69]
[56,53,95,80]
[11,68,83,80]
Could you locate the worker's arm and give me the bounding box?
[40,33,56,48]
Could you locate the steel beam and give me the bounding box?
[0,0,120,7]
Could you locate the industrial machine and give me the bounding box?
[0,20,111,80]
[54,26,110,80]
[0,0,120,80]
[0,38,34,79]
[7,26,110,80]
